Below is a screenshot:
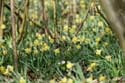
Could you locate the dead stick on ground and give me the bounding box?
[10,0,18,71]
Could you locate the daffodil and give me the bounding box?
[67,78,73,83]
[105,27,112,34]
[98,21,104,27]
[25,48,31,54]
[105,55,112,61]
[19,28,23,33]
[62,36,66,41]
[19,77,26,83]
[33,39,40,46]
[76,14,80,19]
[66,61,74,69]
[29,21,33,26]
[87,62,96,72]
[3,69,9,75]
[80,0,86,9]
[105,27,111,33]
[36,33,42,39]
[0,66,6,74]
[7,65,14,72]
[95,37,101,43]
[60,76,67,83]
[85,38,90,44]
[79,36,85,43]
[87,67,93,72]
[2,50,7,55]
[69,25,76,33]
[104,42,109,46]
[33,49,39,55]
[90,2,94,8]
[72,36,78,43]
[72,25,76,29]
[64,1,69,6]
[0,24,6,29]
[80,0,85,4]
[0,43,3,48]
[41,43,50,51]
[49,36,54,43]
[49,79,55,83]
[63,25,68,32]
[90,15,95,20]
[69,28,75,34]
[96,49,102,56]
[80,4,86,9]
[92,28,96,32]
[90,62,96,68]
[86,75,93,83]
[98,5,101,10]
[76,45,81,49]
[54,48,60,54]
[99,75,106,82]
[74,14,82,23]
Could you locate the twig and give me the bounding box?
[0,0,4,38]
[17,0,29,44]
[96,5,111,27]
[75,0,93,35]
[40,0,54,39]
[72,0,76,20]
[4,3,22,21]
[10,0,18,71]
[53,0,57,38]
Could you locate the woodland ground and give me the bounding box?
[0,0,124,83]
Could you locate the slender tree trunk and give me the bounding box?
[100,0,125,76]
[10,0,18,71]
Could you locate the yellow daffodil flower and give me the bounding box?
[66,61,74,69]
[60,77,67,83]
[25,48,31,54]
[99,75,106,81]
[72,36,78,43]
[105,55,112,61]
[96,49,102,56]
[7,65,14,72]
[0,24,6,29]
[49,79,55,83]
[76,45,81,49]
[54,48,60,54]
[19,77,26,83]
[98,21,104,27]
[34,39,40,46]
